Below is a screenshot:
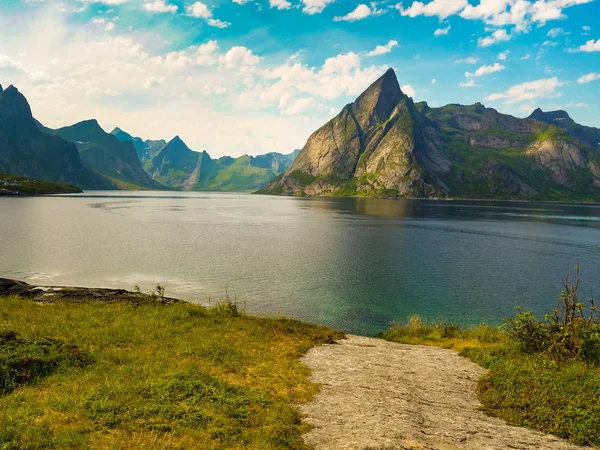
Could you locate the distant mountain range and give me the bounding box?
[2,77,600,200]
[0,84,112,189]
[111,129,299,192]
[261,68,600,202]
[0,83,298,192]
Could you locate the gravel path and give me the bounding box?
[299,335,588,450]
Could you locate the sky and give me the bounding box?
[0,0,598,157]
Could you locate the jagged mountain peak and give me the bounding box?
[352,67,403,126]
[0,83,38,135]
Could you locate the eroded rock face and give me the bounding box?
[469,135,511,149]
[262,69,451,198]
[526,140,586,187]
[454,115,482,131]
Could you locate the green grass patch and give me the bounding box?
[0,296,343,449]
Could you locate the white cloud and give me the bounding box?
[577,72,600,84]
[431,78,436,83]
[282,97,315,115]
[270,0,292,9]
[546,27,567,37]
[434,25,451,36]
[459,80,480,87]
[486,77,564,103]
[144,77,164,89]
[232,0,251,4]
[186,1,212,18]
[478,29,510,47]
[454,56,479,64]
[459,0,594,31]
[582,25,591,31]
[564,102,587,107]
[143,0,177,13]
[498,51,508,60]
[465,62,505,77]
[396,0,468,19]
[570,39,600,52]
[301,0,335,14]
[207,19,230,27]
[334,4,374,21]
[521,53,531,60]
[401,84,416,97]
[77,0,128,4]
[321,52,361,74]
[186,2,230,27]
[196,40,219,65]
[219,46,260,69]
[0,54,23,71]
[365,40,398,56]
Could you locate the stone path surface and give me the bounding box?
[299,335,589,450]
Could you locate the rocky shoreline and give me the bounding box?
[0,278,180,304]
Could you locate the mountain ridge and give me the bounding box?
[261,69,600,202]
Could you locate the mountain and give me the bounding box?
[528,108,600,149]
[0,84,113,189]
[48,120,163,190]
[260,69,600,202]
[143,135,297,191]
[110,127,166,165]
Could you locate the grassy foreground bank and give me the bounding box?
[376,287,600,447]
[0,296,343,449]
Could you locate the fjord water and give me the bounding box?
[2,192,600,335]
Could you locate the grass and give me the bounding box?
[0,296,343,449]
[375,314,600,446]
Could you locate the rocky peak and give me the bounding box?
[0,84,38,136]
[352,68,403,128]
[529,108,571,123]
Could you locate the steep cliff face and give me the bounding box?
[261,69,451,197]
[0,85,113,189]
[260,69,600,202]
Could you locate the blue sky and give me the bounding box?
[0,0,598,156]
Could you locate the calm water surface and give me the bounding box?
[2,191,600,335]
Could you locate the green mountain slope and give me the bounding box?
[260,69,600,202]
[50,120,163,190]
[0,84,113,190]
[528,108,600,149]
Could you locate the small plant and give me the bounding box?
[133,284,142,293]
[154,284,165,300]
[504,265,600,366]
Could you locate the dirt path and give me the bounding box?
[299,335,587,450]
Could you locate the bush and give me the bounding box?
[503,265,600,366]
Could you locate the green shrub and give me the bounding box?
[503,265,600,365]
